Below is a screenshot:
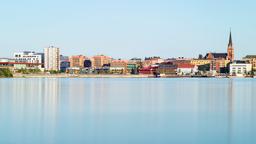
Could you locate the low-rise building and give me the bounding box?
[229,60,252,76]
[60,61,70,72]
[243,55,256,74]
[139,65,158,75]
[177,63,198,76]
[14,51,44,69]
[157,62,177,75]
[110,60,128,74]
[190,59,211,66]
[127,62,139,74]
[143,57,164,67]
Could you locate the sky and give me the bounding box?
[0,0,255,59]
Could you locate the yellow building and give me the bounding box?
[190,59,211,66]
[243,55,256,71]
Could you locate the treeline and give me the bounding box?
[16,69,41,74]
[0,68,13,78]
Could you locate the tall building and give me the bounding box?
[69,55,86,68]
[44,46,60,71]
[227,31,234,61]
[14,51,44,69]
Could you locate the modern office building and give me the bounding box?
[44,46,60,71]
[14,51,44,69]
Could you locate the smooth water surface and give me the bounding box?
[0,78,256,144]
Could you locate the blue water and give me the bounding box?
[0,78,256,144]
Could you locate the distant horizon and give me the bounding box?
[1,0,256,59]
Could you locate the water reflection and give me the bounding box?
[0,78,256,144]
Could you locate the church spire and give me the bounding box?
[228,30,233,47]
[227,30,234,61]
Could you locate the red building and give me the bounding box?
[139,65,158,75]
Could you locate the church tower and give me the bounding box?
[227,31,234,61]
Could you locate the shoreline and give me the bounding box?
[8,73,254,78]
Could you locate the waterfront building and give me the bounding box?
[143,57,164,67]
[139,65,158,75]
[60,61,70,72]
[14,51,44,69]
[69,55,86,68]
[60,55,70,72]
[0,58,42,71]
[229,60,252,76]
[67,67,80,74]
[157,62,177,75]
[210,59,230,74]
[0,58,15,71]
[129,58,142,64]
[91,55,112,68]
[110,60,128,74]
[190,59,211,66]
[127,61,140,74]
[243,55,256,74]
[177,63,198,76]
[44,46,60,71]
[171,59,191,66]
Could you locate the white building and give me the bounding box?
[44,46,60,71]
[177,64,198,76]
[14,51,44,69]
[229,61,252,76]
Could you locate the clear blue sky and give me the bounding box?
[0,0,255,59]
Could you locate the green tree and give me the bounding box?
[0,68,13,78]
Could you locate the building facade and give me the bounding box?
[243,55,256,73]
[157,62,177,75]
[91,55,112,68]
[229,61,252,76]
[14,51,44,69]
[44,46,60,71]
[69,55,86,68]
[177,63,198,76]
[110,60,128,74]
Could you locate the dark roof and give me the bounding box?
[244,55,256,59]
[205,53,227,59]
[232,60,249,64]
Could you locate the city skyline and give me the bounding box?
[0,31,238,60]
[1,0,256,59]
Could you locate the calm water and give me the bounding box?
[0,78,256,144]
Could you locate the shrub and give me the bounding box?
[0,68,13,78]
